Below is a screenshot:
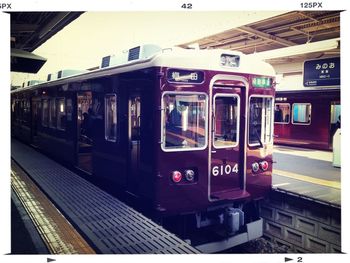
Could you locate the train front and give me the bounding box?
[152,48,275,252]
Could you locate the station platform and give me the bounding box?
[272,145,341,208]
[11,139,199,254]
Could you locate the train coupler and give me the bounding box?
[224,208,244,235]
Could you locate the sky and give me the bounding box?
[11,11,286,86]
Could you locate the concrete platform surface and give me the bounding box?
[272,145,341,207]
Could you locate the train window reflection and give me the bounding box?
[105,94,117,142]
[274,103,290,124]
[249,96,273,146]
[42,99,49,127]
[49,99,57,128]
[292,103,311,125]
[214,95,239,148]
[163,93,207,151]
[57,98,66,130]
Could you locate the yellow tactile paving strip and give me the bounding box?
[273,169,341,190]
[11,160,95,254]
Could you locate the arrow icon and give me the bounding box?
[47,258,56,263]
[285,257,293,262]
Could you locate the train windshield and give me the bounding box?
[162,93,207,151]
[249,96,273,146]
[213,95,239,148]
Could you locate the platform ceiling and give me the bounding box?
[10,12,83,73]
[11,12,84,52]
[179,11,340,64]
[10,11,340,73]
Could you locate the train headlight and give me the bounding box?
[171,171,182,183]
[184,169,195,182]
[252,162,260,173]
[259,161,269,171]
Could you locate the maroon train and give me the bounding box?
[274,88,340,151]
[11,45,276,251]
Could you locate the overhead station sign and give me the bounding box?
[303,57,340,87]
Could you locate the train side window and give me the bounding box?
[23,99,30,124]
[14,100,21,121]
[11,99,16,113]
[105,94,117,142]
[292,103,311,125]
[162,92,208,151]
[20,100,25,121]
[49,98,57,128]
[213,94,239,148]
[274,103,290,124]
[249,96,273,146]
[42,99,49,127]
[57,98,66,130]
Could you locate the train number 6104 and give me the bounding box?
[212,164,239,176]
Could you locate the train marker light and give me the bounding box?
[252,162,260,173]
[172,171,182,183]
[184,169,195,182]
[259,161,269,171]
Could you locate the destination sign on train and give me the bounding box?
[252,77,272,88]
[167,69,204,83]
[303,57,340,87]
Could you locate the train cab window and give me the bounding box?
[213,95,239,148]
[274,103,290,124]
[162,93,207,151]
[57,98,66,130]
[49,99,57,128]
[42,99,49,127]
[292,103,311,125]
[249,96,273,146]
[105,94,117,142]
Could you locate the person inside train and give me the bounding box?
[168,105,182,128]
[284,114,290,123]
[81,109,94,143]
[274,105,283,122]
[165,102,184,147]
[335,115,341,130]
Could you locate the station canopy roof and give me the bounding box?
[11,12,83,73]
[179,11,340,64]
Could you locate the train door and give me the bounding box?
[76,91,93,173]
[127,94,141,194]
[209,79,247,201]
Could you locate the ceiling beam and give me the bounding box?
[287,27,340,42]
[38,12,71,39]
[214,38,269,51]
[12,23,39,33]
[201,34,250,49]
[236,25,297,47]
[263,13,339,34]
[297,11,320,23]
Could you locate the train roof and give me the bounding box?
[12,45,275,94]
